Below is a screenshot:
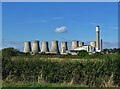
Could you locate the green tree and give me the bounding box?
[2,47,19,58]
[77,50,88,57]
[67,52,72,55]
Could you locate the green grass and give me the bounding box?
[3,82,81,87]
[2,82,104,89]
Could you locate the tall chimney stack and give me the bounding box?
[96,25,100,51]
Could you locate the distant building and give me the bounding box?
[71,45,95,53]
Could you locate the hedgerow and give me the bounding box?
[2,56,120,87]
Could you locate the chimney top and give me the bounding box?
[96,25,99,27]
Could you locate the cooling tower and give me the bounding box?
[50,40,59,54]
[100,39,103,51]
[78,42,84,47]
[89,41,96,47]
[23,41,31,53]
[61,41,68,53]
[96,25,100,51]
[71,40,78,50]
[41,41,49,52]
[32,40,40,53]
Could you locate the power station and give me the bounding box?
[23,25,103,54]
[96,25,100,52]
[41,41,49,53]
[78,42,84,47]
[31,40,40,54]
[50,40,60,54]
[61,41,68,53]
[23,41,31,53]
[71,40,78,50]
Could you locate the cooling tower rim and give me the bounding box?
[78,41,84,43]
[89,41,96,43]
[61,41,67,43]
[72,40,78,42]
[24,41,31,43]
[42,41,48,43]
[32,40,40,42]
[52,40,58,42]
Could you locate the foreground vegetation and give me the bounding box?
[3,82,100,89]
[3,82,82,87]
[1,48,120,87]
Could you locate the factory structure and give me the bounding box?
[23,25,103,55]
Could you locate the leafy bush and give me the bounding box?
[67,52,72,55]
[77,50,88,58]
[2,48,19,58]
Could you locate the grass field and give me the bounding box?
[2,82,104,89]
[3,82,81,87]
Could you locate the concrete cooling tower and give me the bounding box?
[50,40,59,54]
[32,40,40,53]
[89,41,96,47]
[78,42,84,47]
[71,40,78,50]
[23,41,31,53]
[41,41,49,52]
[61,41,68,53]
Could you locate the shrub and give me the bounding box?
[77,50,88,58]
[2,47,19,58]
[67,52,72,55]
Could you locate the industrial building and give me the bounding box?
[31,40,40,54]
[41,41,49,53]
[23,41,31,53]
[23,25,103,54]
[50,40,60,54]
[61,41,68,53]
[69,25,102,54]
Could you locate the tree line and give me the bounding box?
[1,47,120,56]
